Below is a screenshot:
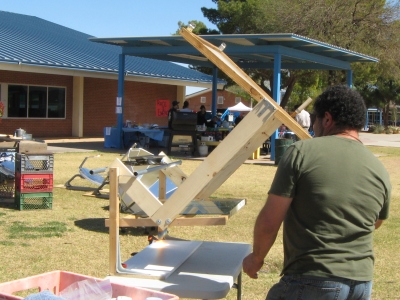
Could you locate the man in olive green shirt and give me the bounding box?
[243,85,391,300]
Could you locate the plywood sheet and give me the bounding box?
[121,240,202,279]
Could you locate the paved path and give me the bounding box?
[43,133,400,166]
[359,132,400,148]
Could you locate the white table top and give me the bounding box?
[107,240,251,299]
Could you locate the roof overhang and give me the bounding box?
[0,61,217,88]
[90,33,378,71]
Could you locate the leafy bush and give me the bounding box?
[372,124,385,134]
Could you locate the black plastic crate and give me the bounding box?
[15,192,53,210]
[0,174,14,199]
[16,153,54,174]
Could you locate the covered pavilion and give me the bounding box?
[91,32,378,151]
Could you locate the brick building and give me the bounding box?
[0,11,220,138]
[185,89,251,112]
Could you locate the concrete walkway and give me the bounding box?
[359,132,400,148]
[43,132,400,166]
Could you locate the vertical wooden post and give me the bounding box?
[159,170,166,201]
[109,167,119,275]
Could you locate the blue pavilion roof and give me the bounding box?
[0,11,217,85]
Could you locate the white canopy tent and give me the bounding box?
[227,102,252,111]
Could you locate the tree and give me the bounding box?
[197,0,400,111]
[359,77,400,127]
[175,20,219,35]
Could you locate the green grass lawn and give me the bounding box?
[0,147,399,299]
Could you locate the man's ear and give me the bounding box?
[323,111,335,128]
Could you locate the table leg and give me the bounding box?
[232,271,242,300]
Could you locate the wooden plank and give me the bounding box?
[120,178,163,218]
[109,167,119,276]
[109,158,133,177]
[147,28,313,229]
[152,99,281,229]
[194,105,281,201]
[105,216,228,227]
[290,97,314,117]
[158,170,166,201]
[158,152,188,187]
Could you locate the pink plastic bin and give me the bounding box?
[0,271,178,300]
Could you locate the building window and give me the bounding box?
[200,96,206,103]
[7,85,65,118]
[217,96,224,104]
[48,87,66,118]
[235,97,241,104]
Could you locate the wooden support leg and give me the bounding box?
[109,167,119,276]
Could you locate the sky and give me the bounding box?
[1,0,218,93]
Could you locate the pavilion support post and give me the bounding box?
[347,69,353,88]
[117,54,126,149]
[270,53,282,161]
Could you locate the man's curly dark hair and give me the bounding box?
[313,85,366,130]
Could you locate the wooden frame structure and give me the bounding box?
[108,27,312,233]
[105,22,314,277]
[107,28,314,277]
[139,27,312,230]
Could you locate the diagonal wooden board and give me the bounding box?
[128,27,311,230]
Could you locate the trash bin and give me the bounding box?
[275,138,293,165]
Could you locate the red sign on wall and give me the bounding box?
[156,99,169,117]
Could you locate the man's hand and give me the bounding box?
[243,252,264,279]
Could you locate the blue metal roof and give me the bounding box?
[91,33,378,71]
[0,11,216,84]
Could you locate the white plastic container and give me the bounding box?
[198,142,208,157]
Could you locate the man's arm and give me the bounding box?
[242,194,292,279]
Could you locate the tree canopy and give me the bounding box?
[178,0,400,123]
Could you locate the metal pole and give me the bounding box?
[271,53,282,161]
[117,53,126,149]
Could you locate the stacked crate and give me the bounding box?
[0,147,17,199]
[15,153,54,210]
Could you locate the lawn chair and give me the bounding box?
[64,155,109,197]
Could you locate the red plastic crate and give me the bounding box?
[15,173,53,193]
[0,271,178,299]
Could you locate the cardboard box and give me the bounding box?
[17,141,47,153]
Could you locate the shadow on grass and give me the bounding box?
[74,217,154,237]
[0,199,16,210]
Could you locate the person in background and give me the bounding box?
[168,100,179,129]
[234,113,244,126]
[197,105,207,126]
[242,85,391,300]
[180,100,193,112]
[278,124,287,138]
[208,115,220,128]
[294,104,311,130]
